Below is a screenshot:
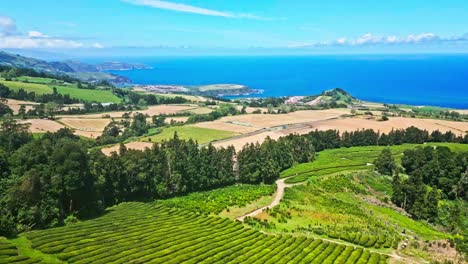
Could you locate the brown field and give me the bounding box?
[166,116,190,123]
[183,107,214,115]
[234,105,268,114]
[212,115,468,151]
[194,109,350,133]
[20,119,65,133]
[4,98,38,114]
[299,116,468,135]
[101,142,154,156]
[59,118,111,131]
[58,118,111,138]
[57,104,200,119]
[193,121,257,134]
[213,131,282,150]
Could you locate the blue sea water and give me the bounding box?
[107,55,468,109]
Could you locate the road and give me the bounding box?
[236,177,302,221]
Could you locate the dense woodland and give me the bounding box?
[1,113,467,236]
[374,147,468,254]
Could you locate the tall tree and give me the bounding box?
[374,148,396,175]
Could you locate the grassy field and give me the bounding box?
[53,85,121,103]
[15,76,59,84]
[0,80,52,94]
[141,126,238,144]
[160,184,275,215]
[282,143,468,183]
[1,202,386,263]
[0,80,121,103]
[254,171,449,250]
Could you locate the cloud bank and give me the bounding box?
[291,32,468,48]
[0,15,103,49]
[122,0,274,20]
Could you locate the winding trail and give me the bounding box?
[236,177,303,221]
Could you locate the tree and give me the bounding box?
[0,116,32,152]
[152,115,166,128]
[391,172,404,207]
[45,102,60,119]
[50,141,94,215]
[18,105,26,119]
[0,98,13,117]
[374,148,396,175]
[425,187,439,222]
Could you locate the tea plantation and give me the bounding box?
[3,203,388,263]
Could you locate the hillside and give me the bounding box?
[0,51,148,84]
[136,83,259,97]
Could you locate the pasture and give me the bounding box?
[141,126,239,145]
[0,80,121,103]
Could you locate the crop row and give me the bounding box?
[0,239,42,264]
[25,202,389,263]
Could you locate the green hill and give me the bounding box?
[0,51,131,84]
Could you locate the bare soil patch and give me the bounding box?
[57,104,199,119]
[101,142,154,156]
[294,116,468,135]
[59,118,111,132]
[213,131,282,150]
[4,98,38,114]
[20,119,65,133]
[195,109,349,134]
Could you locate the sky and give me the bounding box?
[0,0,468,57]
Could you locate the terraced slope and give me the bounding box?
[20,202,388,263]
[0,239,42,264]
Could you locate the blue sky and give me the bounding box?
[0,0,467,56]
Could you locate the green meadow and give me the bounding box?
[141,126,238,144]
[0,80,121,103]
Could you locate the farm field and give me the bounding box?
[302,116,468,135]
[0,80,121,103]
[15,76,60,84]
[19,119,65,134]
[251,171,452,250]
[58,117,112,138]
[213,131,283,150]
[3,98,38,114]
[235,143,468,262]
[53,85,121,103]
[194,109,349,132]
[0,80,52,94]
[4,202,386,263]
[100,141,154,155]
[58,104,201,119]
[160,184,276,216]
[140,125,239,145]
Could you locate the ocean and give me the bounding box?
[106,54,468,109]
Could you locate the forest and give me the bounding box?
[0,112,467,236]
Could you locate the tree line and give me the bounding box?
[0,115,466,236]
[0,66,79,84]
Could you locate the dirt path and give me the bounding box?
[236,177,302,221]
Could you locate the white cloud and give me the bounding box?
[122,0,274,20]
[28,31,49,38]
[92,43,104,48]
[0,15,16,34]
[0,15,101,49]
[0,35,84,49]
[292,32,468,48]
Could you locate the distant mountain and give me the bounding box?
[0,51,149,84]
